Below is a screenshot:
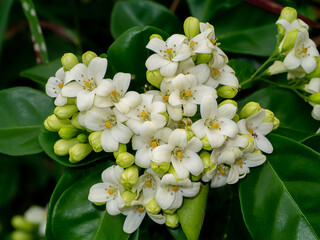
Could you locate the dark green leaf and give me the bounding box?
[39,128,112,167]
[0,0,14,57]
[301,134,320,153]
[239,134,320,239]
[129,228,139,240]
[111,1,181,39]
[167,227,187,240]
[237,87,319,141]
[51,160,130,240]
[0,87,54,156]
[228,59,255,88]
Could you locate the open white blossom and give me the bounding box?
[46,67,70,106]
[204,64,239,89]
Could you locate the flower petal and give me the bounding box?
[160,62,178,77]
[146,54,170,71]
[182,150,204,177]
[255,132,273,154]
[123,209,146,234]
[76,90,95,111]
[113,72,131,93]
[191,120,206,139]
[152,145,173,163]
[87,57,108,84]
[101,129,119,152]
[111,123,132,144]
[168,129,187,148]
[61,82,84,97]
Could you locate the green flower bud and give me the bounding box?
[199,150,215,171]
[146,69,163,89]
[11,230,33,240]
[168,165,183,181]
[120,166,139,189]
[163,209,176,214]
[113,144,127,159]
[61,53,79,71]
[150,34,163,41]
[69,143,92,163]
[309,92,320,104]
[218,99,238,109]
[263,109,275,123]
[183,16,200,40]
[201,136,212,151]
[58,127,79,139]
[77,133,88,143]
[191,173,202,181]
[217,86,238,99]
[71,112,86,130]
[186,130,194,141]
[145,198,161,214]
[192,55,197,62]
[281,29,299,52]
[151,161,170,174]
[253,149,262,154]
[240,134,254,151]
[239,102,261,119]
[195,53,213,64]
[88,131,103,152]
[11,215,36,232]
[116,152,135,168]
[306,57,320,79]
[273,117,280,130]
[164,213,179,228]
[121,191,137,208]
[279,7,297,23]
[82,51,98,66]
[54,105,78,120]
[54,138,79,156]
[67,97,76,105]
[45,114,73,132]
[232,114,239,123]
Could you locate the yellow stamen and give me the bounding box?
[166,48,172,53]
[146,181,152,187]
[177,151,183,159]
[303,47,307,53]
[163,95,169,102]
[237,160,244,165]
[190,41,195,46]
[138,206,144,213]
[249,129,254,135]
[220,169,226,175]
[151,141,158,148]
[107,189,114,195]
[214,69,220,75]
[141,110,147,118]
[105,122,111,128]
[185,91,192,97]
[213,123,219,129]
[172,186,179,191]
[112,90,118,96]
[211,39,216,44]
[58,83,63,88]
[84,81,91,87]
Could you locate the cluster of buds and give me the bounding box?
[44,17,279,233]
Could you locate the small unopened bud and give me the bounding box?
[150,34,163,41]
[54,138,79,156]
[77,133,88,143]
[67,97,76,105]
[145,198,161,214]
[146,69,163,89]
[163,209,176,214]
[120,166,139,189]
[116,152,135,168]
[69,143,92,163]
[121,191,137,208]
[196,53,213,64]
[61,53,79,71]
[279,7,297,23]
[82,51,98,66]
[58,127,79,139]
[263,109,275,123]
[164,213,179,228]
[218,99,238,109]
[239,102,261,119]
[113,144,127,159]
[151,161,170,174]
[71,112,86,130]
[11,215,36,232]
[281,29,299,52]
[273,117,280,130]
[183,16,200,40]
[11,230,33,240]
[309,92,320,104]
[199,150,214,171]
[45,114,73,132]
[232,114,239,122]
[201,136,212,151]
[54,105,78,120]
[88,131,103,152]
[186,130,194,141]
[217,86,238,99]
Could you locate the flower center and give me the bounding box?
[151,141,158,148]
[112,90,118,96]
[302,47,307,53]
[211,39,216,44]
[163,95,169,102]
[185,91,192,97]
[84,81,91,87]
[141,110,147,118]
[237,160,244,165]
[137,206,144,213]
[107,189,114,195]
[58,83,63,88]
[190,41,195,46]
[220,169,226,175]
[172,186,179,191]
[166,48,172,53]
[105,122,112,128]
[214,69,220,75]
[249,129,254,135]
[146,181,152,187]
[177,151,183,159]
[212,123,220,129]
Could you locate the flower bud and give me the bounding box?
[183,16,200,40]
[273,117,280,130]
[195,53,213,64]
[201,136,212,151]
[67,97,76,105]
[54,138,79,156]
[191,173,202,181]
[217,86,238,99]
[58,127,79,139]
[281,29,299,52]
[11,230,33,240]
[88,131,103,152]
[145,198,161,214]
[218,99,238,109]
[69,143,92,163]
[71,112,86,130]
[151,161,170,174]
[263,109,275,123]
[61,53,79,71]
[192,55,197,62]
[82,51,98,66]
[54,105,78,120]
[116,152,135,168]
[149,34,163,41]
[309,92,320,104]
[279,7,297,23]
[186,130,194,141]
[146,69,163,89]
[199,150,214,171]
[120,166,139,189]
[113,144,127,159]
[232,114,239,123]
[45,114,73,132]
[121,191,137,208]
[306,57,320,79]
[164,213,179,228]
[163,209,176,214]
[239,102,261,119]
[77,133,88,143]
[11,215,36,232]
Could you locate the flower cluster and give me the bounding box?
[44,17,279,233]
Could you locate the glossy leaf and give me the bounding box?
[39,128,111,167]
[107,26,169,91]
[301,134,320,153]
[228,59,255,88]
[239,134,320,239]
[168,227,187,240]
[51,160,130,240]
[111,1,181,39]
[0,87,54,156]
[237,87,319,141]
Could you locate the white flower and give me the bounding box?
[191,94,238,148]
[305,77,320,94]
[46,67,69,106]
[189,32,214,55]
[152,129,204,179]
[277,19,309,33]
[312,104,320,120]
[132,168,161,200]
[82,107,132,152]
[238,109,273,153]
[209,47,229,69]
[146,34,191,77]
[88,165,126,215]
[155,173,200,210]
[204,64,239,89]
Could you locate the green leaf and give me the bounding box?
[177,184,209,240]
[301,134,320,153]
[107,26,169,91]
[20,58,62,85]
[167,227,187,240]
[111,1,181,39]
[237,87,319,141]
[228,59,255,88]
[51,160,130,240]
[239,134,320,239]
[39,128,111,167]
[0,87,54,156]
[186,0,241,22]
[0,0,14,57]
